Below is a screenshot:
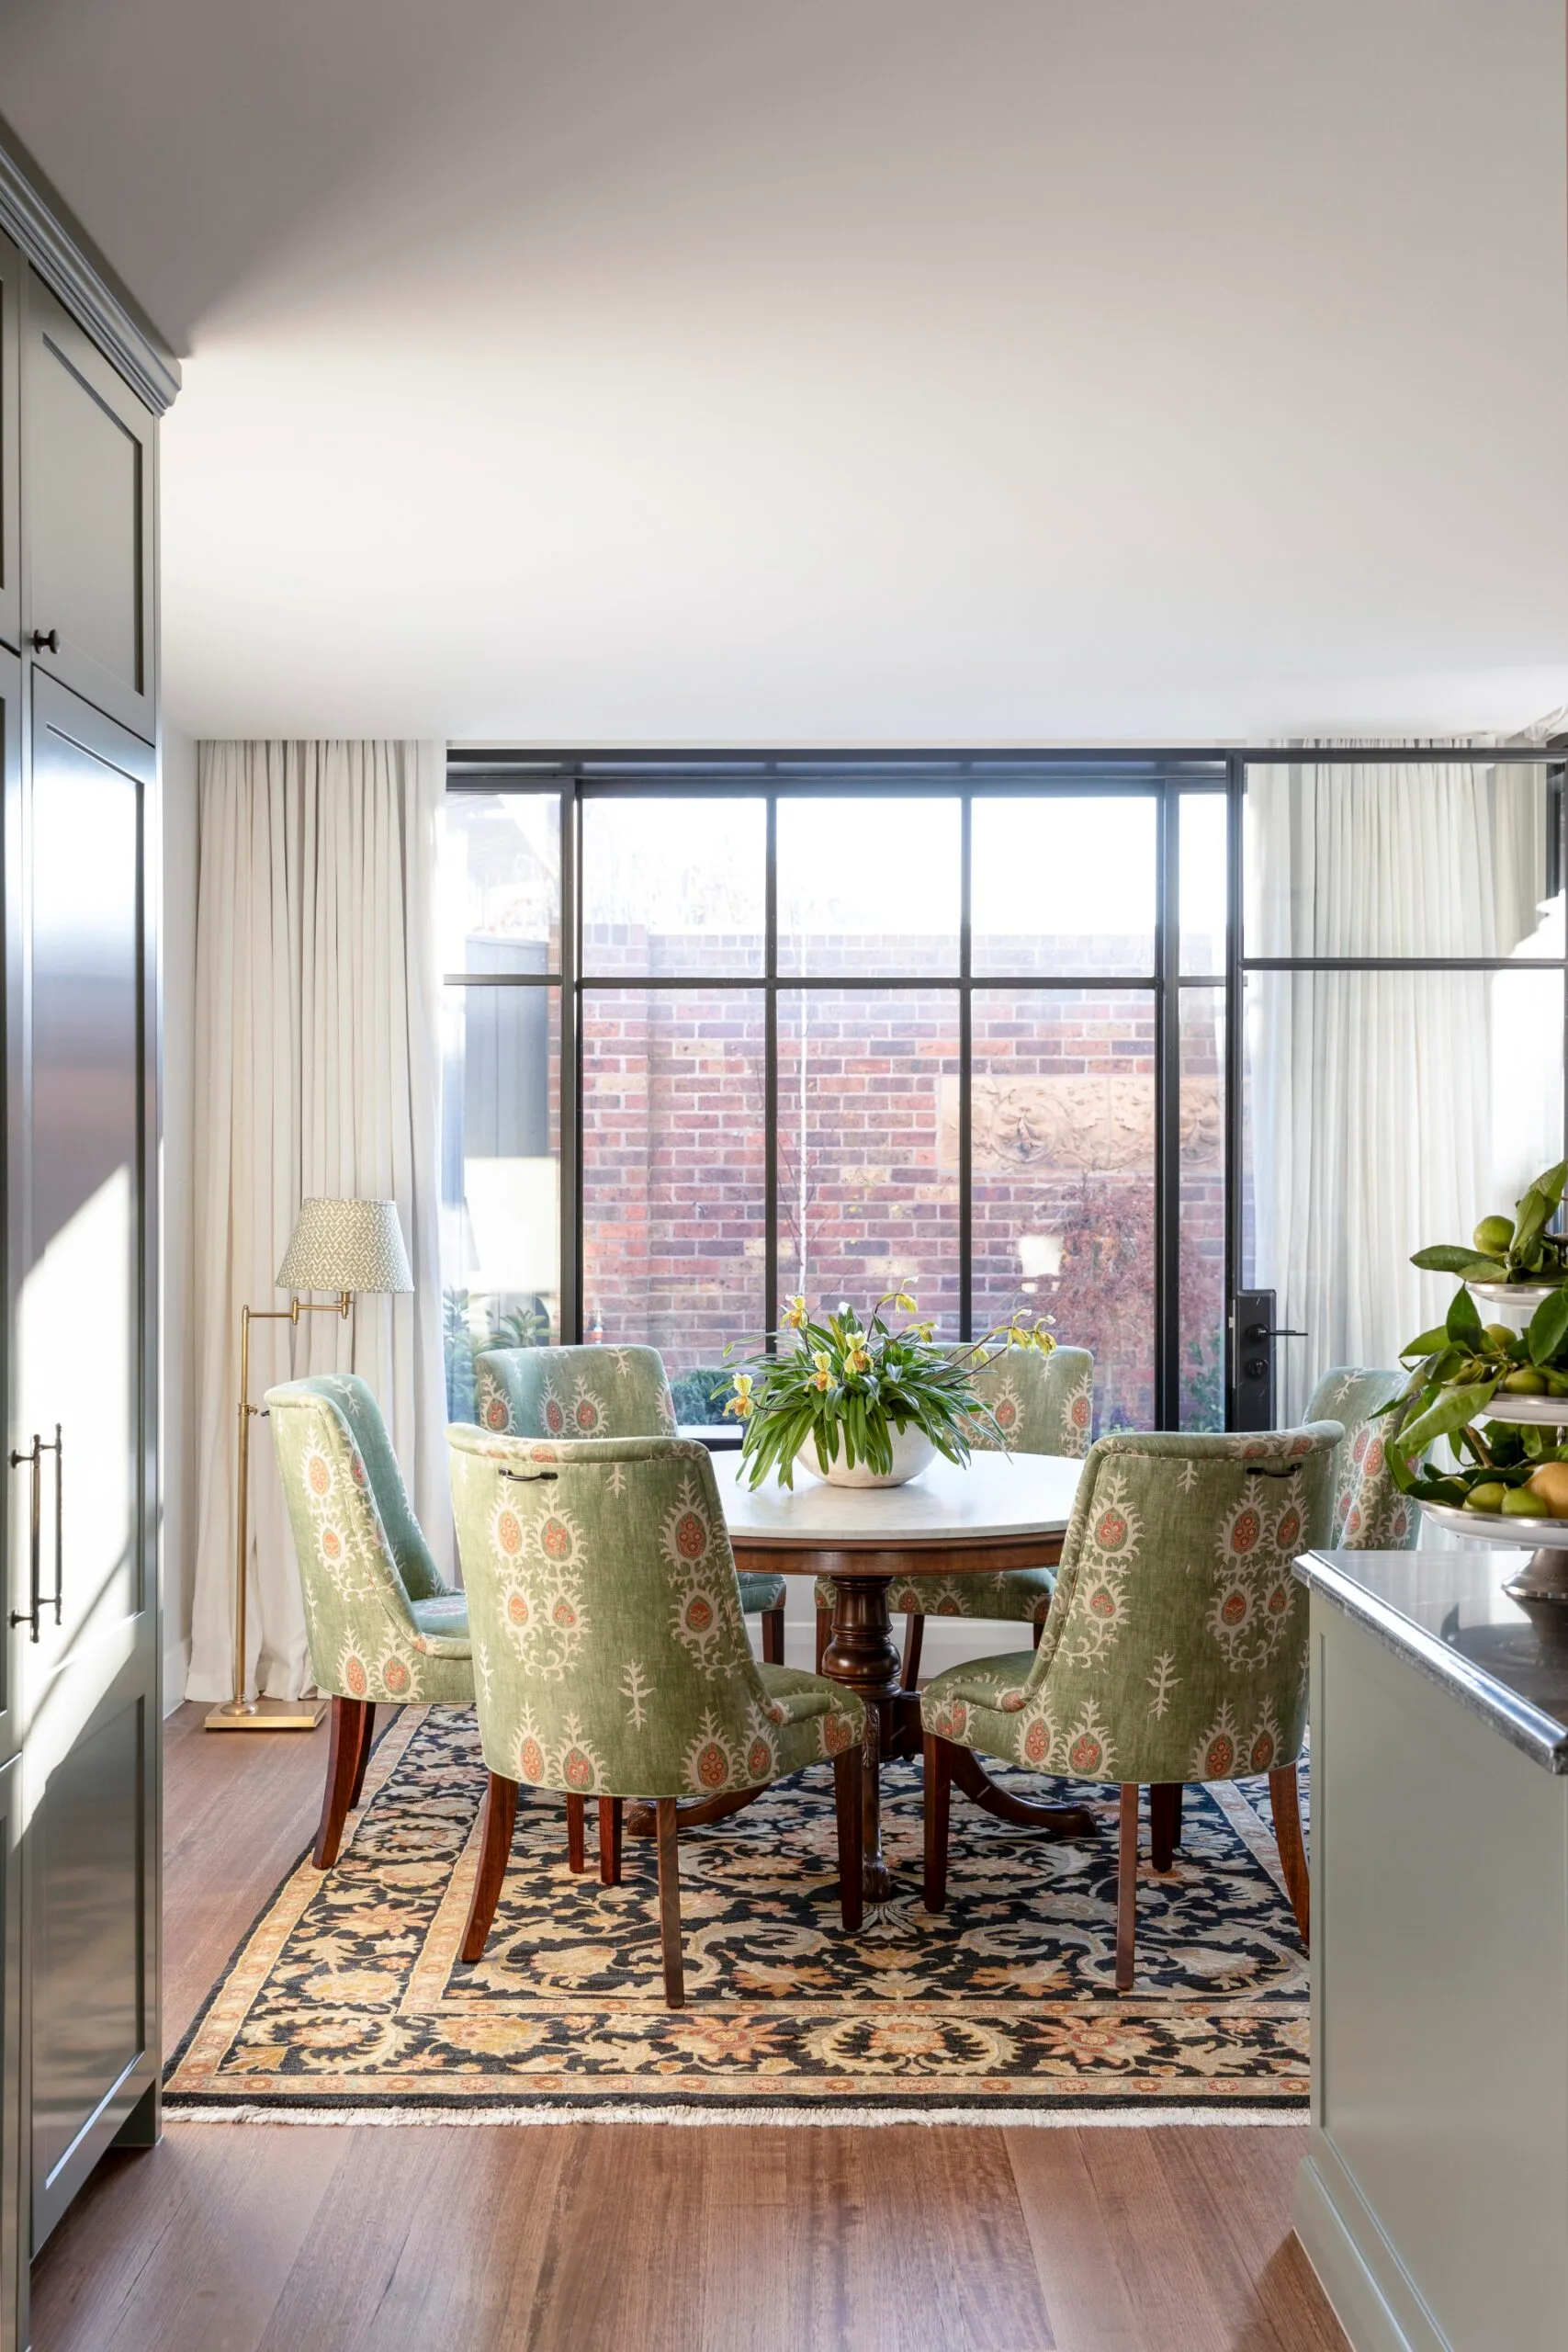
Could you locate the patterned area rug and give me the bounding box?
[165,1706,1309,2120]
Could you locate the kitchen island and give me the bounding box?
[1292,1546,1568,2352]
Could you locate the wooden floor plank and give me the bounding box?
[29,1707,1348,2352]
[30,2124,347,2352]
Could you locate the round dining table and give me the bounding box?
[720,1451,1089,1900]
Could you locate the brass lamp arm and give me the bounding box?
[219,1289,353,1720]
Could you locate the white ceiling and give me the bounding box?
[6,0,1568,743]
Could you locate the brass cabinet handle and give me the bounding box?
[9,1427,62,1642]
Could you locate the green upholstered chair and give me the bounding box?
[447,1425,865,2007]
[476,1343,787,1662]
[921,1421,1340,1990]
[1304,1366,1418,1551]
[813,1344,1094,1684]
[267,1373,475,1869]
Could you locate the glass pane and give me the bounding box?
[1244,967,1565,1424]
[440,793,560,975]
[581,988,765,1385]
[1179,792,1227,976]
[777,989,960,1329]
[440,984,561,1418]
[972,796,1156,977]
[1244,760,1560,959]
[581,798,765,977]
[971,988,1156,1432]
[1179,987,1226,1430]
[777,798,960,976]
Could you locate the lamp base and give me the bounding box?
[205,1695,326,1733]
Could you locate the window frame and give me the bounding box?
[446,743,1567,1426]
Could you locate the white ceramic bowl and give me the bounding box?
[1477,1395,1568,1426]
[1465,1279,1562,1336]
[795,1423,936,1488]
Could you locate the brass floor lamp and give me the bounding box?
[207,1195,414,1732]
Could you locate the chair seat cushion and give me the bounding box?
[738,1572,787,1614]
[812,1567,1055,1623]
[919,1650,1042,1761]
[408,1591,471,1653]
[756,1664,865,1778]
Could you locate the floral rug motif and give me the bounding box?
[165,1706,1310,2116]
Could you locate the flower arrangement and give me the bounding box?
[725,1286,1055,1490]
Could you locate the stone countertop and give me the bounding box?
[1295,1548,1568,1773]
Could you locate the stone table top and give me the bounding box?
[718,1450,1083,1550]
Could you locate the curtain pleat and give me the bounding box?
[186,741,447,1704]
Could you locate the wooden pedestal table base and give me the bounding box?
[721,1451,1090,1903]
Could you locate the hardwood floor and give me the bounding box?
[30,1705,1348,2352]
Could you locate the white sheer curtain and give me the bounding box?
[186,741,447,1704]
[1247,753,1561,1423]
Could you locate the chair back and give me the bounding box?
[966,1343,1094,1458]
[267,1374,445,1699]
[474,1343,676,1442]
[1304,1367,1416,1551]
[448,1426,784,1799]
[993,1424,1340,1787]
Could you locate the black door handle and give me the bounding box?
[29,628,59,654]
[1245,1325,1309,1342]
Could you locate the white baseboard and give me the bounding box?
[163,1636,193,1717]
[1293,2138,1447,2352]
[750,1610,1034,1679]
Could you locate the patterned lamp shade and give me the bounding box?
[276,1198,413,1295]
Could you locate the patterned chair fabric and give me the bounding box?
[813,1345,1094,1631]
[920,1423,1339,1788]
[267,1374,473,1708]
[447,1426,863,1798]
[919,1421,1341,1986]
[477,1345,785,1620]
[1304,1367,1416,1551]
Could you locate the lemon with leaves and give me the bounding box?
[1474,1214,1516,1257]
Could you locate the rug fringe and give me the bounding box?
[163,2100,1305,2130]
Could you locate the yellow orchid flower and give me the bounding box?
[725,1373,755,1420]
[895,1290,918,1313]
[916,1321,936,1342]
[783,1295,808,1329]
[810,1349,833,1393]
[847,1345,872,1374]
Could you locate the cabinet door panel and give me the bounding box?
[21,275,155,741]
[20,676,157,2253]
[0,234,17,653]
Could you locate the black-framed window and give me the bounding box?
[441,756,1230,1433]
[440,744,1567,1436]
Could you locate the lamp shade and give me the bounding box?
[276,1197,413,1295]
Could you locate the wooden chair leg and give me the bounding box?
[313,1695,367,1868]
[599,1796,624,1886]
[347,1702,378,1810]
[814,1606,831,1673]
[566,1792,586,1872]
[923,1733,953,1912]
[656,1797,684,2007]
[1115,1783,1139,1993]
[901,1611,925,1690]
[761,1605,784,1665]
[833,1746,863,1933]
[1149,1781,1182,1872]
[460,1772,519,1963]
[1269,1763,1311,1951]
[1032,1617,1044,1650]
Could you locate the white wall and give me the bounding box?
[161,718,198,1713]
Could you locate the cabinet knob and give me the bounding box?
[29,628,59,655]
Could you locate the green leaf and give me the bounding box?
[1412,1244,1487,1273]
[1534,1159,1568,1212]
[1513,1185,1552,1261]
[1400,1326,1451,1361]
[1528,1288,1568,1367]
[1397,1380,1500,1457]
[1456,1259,1509,1282]
[1445,1286,1483,1344]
